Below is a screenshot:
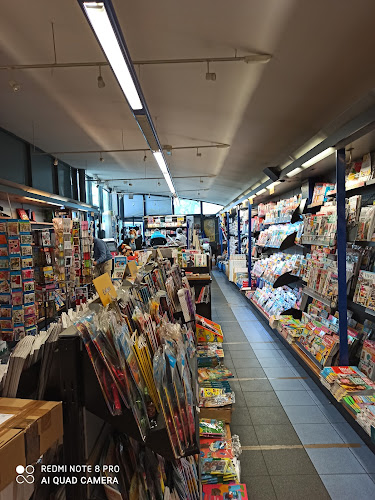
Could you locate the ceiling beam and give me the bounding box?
[87,175,215,182]
[0,53,271,71]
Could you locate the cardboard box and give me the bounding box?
[0,428,26,491]
[199,406,232,423]
[0,398,63,472]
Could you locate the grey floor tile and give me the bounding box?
[240,379,274,392]
[299,377,321,391]
[370,473,375,484]
[223,333,247,341]
[244,391,282,408]
[236,367,266,379]
[331,422,365,444]
[293,423,344,444]
[263,366,297,379]
[349,445,375,473]
[233,390,247,407]
[253,349,284,359]
[230,407,253,426]
[269,378,305,391]
[262,449,316,475]
[258,357,293,368]
[275,390,317,406]
[238,450,269,477]
[242,476,276,499]
[320,473,375,499]
[249,406,290,425]
[284,405,329,424]
[254,424,301,446]
[231,357,261,367]
[306,448,366,474]
[271,474,330,500]
[229,380,243,393]
[233,425,259,446]
[318,404,346,423]
[228,344,256,351]
[308,389,331,406]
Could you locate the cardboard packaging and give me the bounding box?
[0,398,63,491]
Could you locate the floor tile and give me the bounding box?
[230,407,252,426]
[231,357,261,367]
[233,390,247,407]
[263,366,297,379]
[269,378,305,391]
[275,390,316,406]
[349,445,375,473]
[229,346,257,359]
[254,424,301,446]
[244,391,282,408]
[239,379,274,392]
[318,404,346,423]
[279,351,300,366]
[331,422,365,444]
[370,473,375,484]
[270,474,330,500]
[308,389,331,406]
[252,349,284,359]
[258,357,293,368]
[284,405,329,424]
[242,476,276,499]
[299,377,321,391]
[238,450,269,477]
[249,406,290,425]
[228,343,256,352]
[232,424,260,446]
[294,423,344,444]
[306,448,366,474]
[320,474,375,499]
[262,449,316,475]
[236,367,266,379]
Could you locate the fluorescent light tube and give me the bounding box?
[83,2,142,110]
[302,147,335,168]
[286,167,303,178]
[255,188,266,195]
[268,181,280,190]
[153,151,176,194]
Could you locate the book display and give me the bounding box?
[144,215,187,245]
[0,219,37,341]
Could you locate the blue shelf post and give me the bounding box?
[186,219,190,249]
[226,212,230,259]
[237,206,241,254]
[336,148,349,365]
[248,201,252,286]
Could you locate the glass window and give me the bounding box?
[85,178,92,205]
[174,198,200,215]
[91,184,99,207]
[103,189,110,212]
[124,194,144,218]
[145,195,172,216]
[202,201,223,215]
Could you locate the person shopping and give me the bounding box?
[93,237,112,277]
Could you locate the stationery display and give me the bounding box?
[259,195,301,224]
[257,221,303,248]
[113,255,127,281]
[0,219,37,341]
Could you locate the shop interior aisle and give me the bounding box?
[211,270,375,499]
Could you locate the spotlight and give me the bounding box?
[99,154,104,162]
[205,62,216,81]
[143,152,147,162]
[163,145,172,156]
[129,183,132,186]
[97,66,105,88]
[9,80,21,92]
[53,158,58,166]
[158,181,161,186]
[196,148,202,157]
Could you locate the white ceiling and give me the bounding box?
[1,0,375,205]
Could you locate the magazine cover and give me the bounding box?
[203,484,248,499]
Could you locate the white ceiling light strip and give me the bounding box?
[153,151,176,195]
[83,2,142,110]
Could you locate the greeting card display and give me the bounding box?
[0,219,36,341]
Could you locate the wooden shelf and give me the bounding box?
[31,221,54,226]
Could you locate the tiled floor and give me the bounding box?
[211,270,375,499]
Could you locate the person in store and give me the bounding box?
[129,228,137,251]
[150,230,167,247]
[93,237,113,277]
[175,227,187,246]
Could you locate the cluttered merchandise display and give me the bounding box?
[73,258,200,498]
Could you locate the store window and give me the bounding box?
[174,198,201,215]
[202,201,223,215]
[103,189,110,212]
[91,184,99,207]
[124,194,144,217]
[145,195,172,215]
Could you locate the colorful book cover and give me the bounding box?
[203,484,248,499]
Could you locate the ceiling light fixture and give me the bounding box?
[53,158,58,166]
[301,147,335,168]
[267,181,280,191]
[205,61,216,81]
[255,188,266,196]
[9,80,21,92]
[82,1,142,110]
[286,167,303,178]
[153,151,176,195]
[99,153,104,162]
[97,65,105,88]
[196,148,202,157]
